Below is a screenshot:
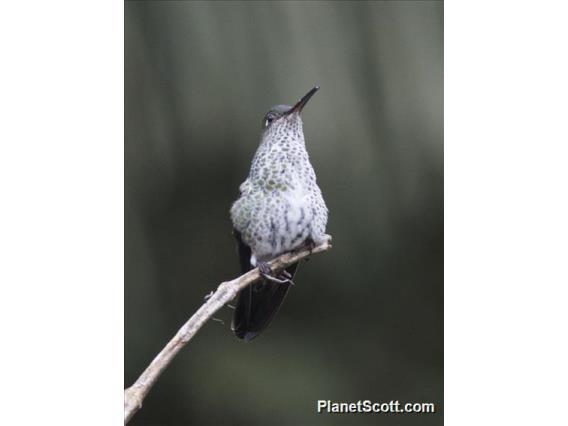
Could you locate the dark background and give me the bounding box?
[125,1,443,425]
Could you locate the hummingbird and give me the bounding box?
[230,86,328,341]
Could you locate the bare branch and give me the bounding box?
[124,235,333,423]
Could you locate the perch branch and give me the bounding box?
[124,235,333,423]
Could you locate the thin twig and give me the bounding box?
[124,235,333,424]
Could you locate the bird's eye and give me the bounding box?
[264,114,275,128]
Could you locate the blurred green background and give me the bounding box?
[125,1,443,425]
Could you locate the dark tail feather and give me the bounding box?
[231,229,299,341]
[232,263,298,341]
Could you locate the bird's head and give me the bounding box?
[261,86,319,136]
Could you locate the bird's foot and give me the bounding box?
[258,262,295,285]
[307,234,331,250]
[306,239,317,251]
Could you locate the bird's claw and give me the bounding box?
[258,262,294,285]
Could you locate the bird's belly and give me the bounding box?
[281,196,312,250]
[251,192,313,262]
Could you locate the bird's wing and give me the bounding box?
[234,229,253,276]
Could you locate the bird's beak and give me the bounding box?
[287,86,319,115]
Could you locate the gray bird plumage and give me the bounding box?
[230,86,328,341]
